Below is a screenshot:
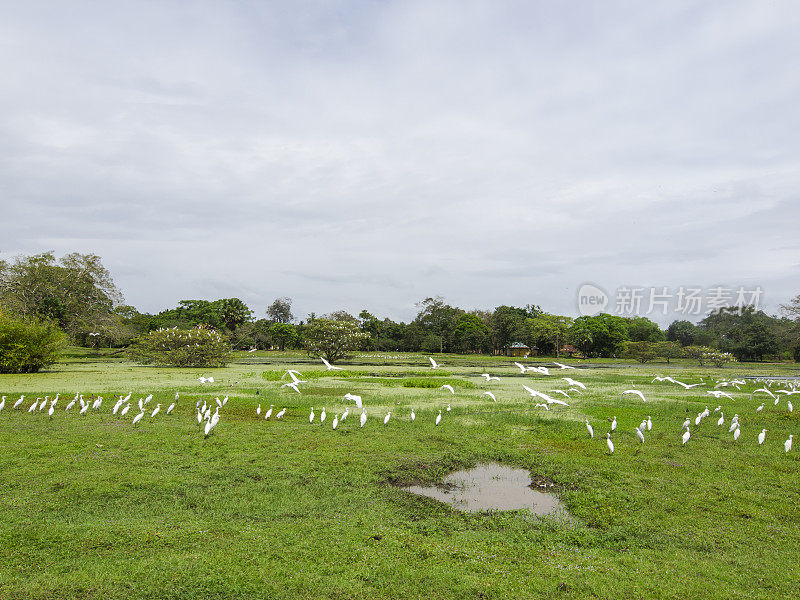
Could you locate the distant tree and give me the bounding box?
[326,310,358,322]
[267,297,294,324]
[624,341,658,363]
[655,341,684,363]
[126,326,231,367]
[0,251,123,341]
[0,310,66,373]
[414,297,463,352]
[666,320,697,346]
[684,345,714,366]
[570,314,629,357]
[780,294,800,320]
[303,318,369,363]
[453,313,491,353]
[490,306,530,353]
[216,298,253,332]
[526,314,573,356]
[269,323,298,351]
[626,317,665,342]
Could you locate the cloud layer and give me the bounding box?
[2,1,798,324]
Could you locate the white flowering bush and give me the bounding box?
[703,350,736,367]
[126,326,231,367]
[304,319,369,364]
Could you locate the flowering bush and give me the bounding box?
[684,345,735,367]
[304,318,369,364]
[126,326,231,367]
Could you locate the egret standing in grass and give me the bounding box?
[384,412,391,426]
[435,410,442,426]
[410,408,415,422]
[682,427,691,445]
[309,407,315,423]
[758,429,767,445]
[360,409,367,428]
[636,428,645,444]
[151,403,161,418]
[785,435,793,453]
[585,420,594,438]
[606,433,614,454]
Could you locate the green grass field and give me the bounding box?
[1,351,799,599]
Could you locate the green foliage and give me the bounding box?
[126,326,232,367]
[157,298,252,332]
[453,313,491,353]
[266,297,294,323]
[625,317,665,342]
[0,251,123,342]
[570,314,630,357]
[623,341,658,363]
[303,318,369,363]
[666,319,697,346]
[0,311,65,373]
[655,341,684,363]
[526,313,573,356]
[269,322,299,351]
[401,377,477,389]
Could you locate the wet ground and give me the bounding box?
[402,462,569,515]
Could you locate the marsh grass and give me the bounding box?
[1,352,798,598]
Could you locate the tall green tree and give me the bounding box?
[267,297,294,323]
[0,251,123,341]
[303,318,369,363]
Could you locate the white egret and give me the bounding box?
[789,401,794,413]
[446,403,451,412]
[265,405,274,420]
[733,427,741,441]
[428,357,439,369]
[481,373,500,382]
[647,416,652,431]
[383,412,391,426]
[563,377,586,390]
[785,435,793,453]
[144,394,153,405]
[707,390,733,399]
[639,419,647,432]
[621,389,646,402]
[585,420,594,438]
[284,383,301,394]
[13,395,25,409]
[534,403,549,410]
[120,404,131,417]
[340,407,348,421]
[717,412,724,427]
[435,410,442,426]
[682,428,691,445]
[132,411,144,425]
[552,362,576,370]
[360,410,367,428]
[635,428,645,444]
[48,404,55,419]
[28,400,38,413]
[410,408,415,421]
[332,415,339,430]
[611,416,617,431]
[514,362,527,374]
[309,408,315,423]
[256,404,262,416]
[606,433,614,454]
[276,408,286,419]
[749,388,776,401]
[0,396,5,412]
[151,404,161,418]
[320,407,326,424]
[320,357,343,371]
[440,384,455,394]
[481,391,497,402]
[758,429,766,445]
[343,393,363,408]
[552,390,571,399]
[167,402,175,415]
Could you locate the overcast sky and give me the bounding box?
[1,1,798,325]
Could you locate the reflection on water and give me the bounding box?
[402,462,569,515]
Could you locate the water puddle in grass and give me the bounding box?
[402,463,569,515]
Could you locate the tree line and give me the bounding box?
[1,252,799,372]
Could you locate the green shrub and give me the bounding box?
[0,311,65,373]
[126,326,232,367]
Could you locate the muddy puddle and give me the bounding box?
[402,462,569,515]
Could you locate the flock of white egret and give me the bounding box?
[1,357,797,453]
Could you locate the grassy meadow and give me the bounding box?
[1,350,799,599]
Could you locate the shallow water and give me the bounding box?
[402,462,569,515]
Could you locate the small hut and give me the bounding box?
[501,342,534,357]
